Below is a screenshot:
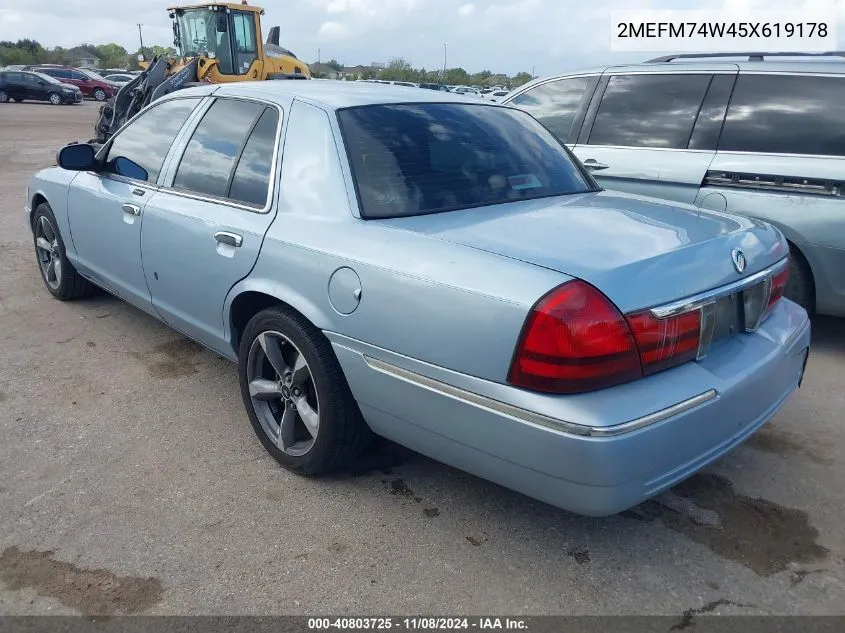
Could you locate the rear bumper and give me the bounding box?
[330,299,811,516]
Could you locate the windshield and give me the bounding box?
[338,103,599,219]
[31,72,61,85]
[175,8,233,73]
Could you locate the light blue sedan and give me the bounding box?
[26,81,811,516]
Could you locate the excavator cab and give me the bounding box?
[94,2,309,143]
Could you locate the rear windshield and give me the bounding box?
[338,103,597,219]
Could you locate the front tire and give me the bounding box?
[0,89,9,103]
[33,203,96,301]
[48,92,62,105]
[238,306,370,475]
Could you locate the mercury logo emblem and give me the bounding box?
[731,248,747,274]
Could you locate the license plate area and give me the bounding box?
[698,279,771,358]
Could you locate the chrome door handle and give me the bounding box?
[214,231,243,247]
[122,203,141,216]
[583,159,610,171]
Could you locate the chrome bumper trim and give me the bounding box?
[363,355,717,438]
[650,257,789,319]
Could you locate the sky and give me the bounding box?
[1,0,843,76]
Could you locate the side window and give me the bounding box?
[280,100,348,217]
[719,75,845,156]
[588,74,711,149]
[229,108,280,207]
[688,74,735,151]
[172,98,268,201]
[232,12,257,75]
[510,76,591,143]
[106,98,200,183]
[71,71,88,81]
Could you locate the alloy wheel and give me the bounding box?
[246,331,320,457]
[0,91,8,103]
[35,215,62,290]
[94,89,106,101]
[49,93,61,105]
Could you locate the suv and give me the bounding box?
[503,52,845,317]
[0,70,83,105]
[24,65,118,101]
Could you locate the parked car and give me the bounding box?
[103,73,136,86]
[486,90,510,102]
[0,70,82,105]
[23,65,119,101]
[451,86,481,96]
[26,82,810,516]
[503,52,845,317]
[418,82,451,92]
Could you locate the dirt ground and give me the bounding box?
[1,101,844,620]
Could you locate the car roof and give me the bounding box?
[514,57,845,93]
[168,80,492,109]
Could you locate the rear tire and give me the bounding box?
[0,89,8,103]
[48,92,62,106]
[786,245,814,314]
[238,306,371,475]
[32,203,97,301]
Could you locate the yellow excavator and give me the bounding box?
[94,1,310,142]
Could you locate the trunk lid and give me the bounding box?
[378,190,787,313]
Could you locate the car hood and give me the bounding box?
[377,190,787,312]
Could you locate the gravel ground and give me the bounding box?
[0,101,843,620]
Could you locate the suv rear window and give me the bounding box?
[719,74,845,156]
[338,103,596,219]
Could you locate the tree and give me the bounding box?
[325,59,343,72]
[379,57,415,81]
[95,43,128,69]
[443,67,469,85]
[512,72,533,86]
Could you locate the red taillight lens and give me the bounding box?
[626,309,701,375]
[508,280,642,394]
[767,264,790,311]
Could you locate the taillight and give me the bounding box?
[767,263,790,311]
[508,280,642,394]
[626,309,701,375]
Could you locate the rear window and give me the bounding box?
[338,103,596,219]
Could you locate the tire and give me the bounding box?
[93,88,107,102]
[48,92,62,105]
[0,89,8,103]
[238,306,370,475]
[12,97,23,103]
[32,203,97,301]
[785,245,814,314]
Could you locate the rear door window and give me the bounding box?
[172,98,277,206]
[588,74,711,149]
[509,76,593,143]
[105,98,201,183]
[719,74,845,156]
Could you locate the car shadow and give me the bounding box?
[810,315,844,354]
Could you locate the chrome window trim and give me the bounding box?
[579,144,715,154]
[650,257,789,319]
[714,149,845,160]
[362,355,717,438]
[159,95,284,214]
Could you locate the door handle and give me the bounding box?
[582,159,610,171]
[214,231,243,247]
[122,203,141,216]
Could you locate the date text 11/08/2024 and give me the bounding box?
[308,617,528,630]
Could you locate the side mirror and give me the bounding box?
[57,143,97,171]
[113,156,148,181]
